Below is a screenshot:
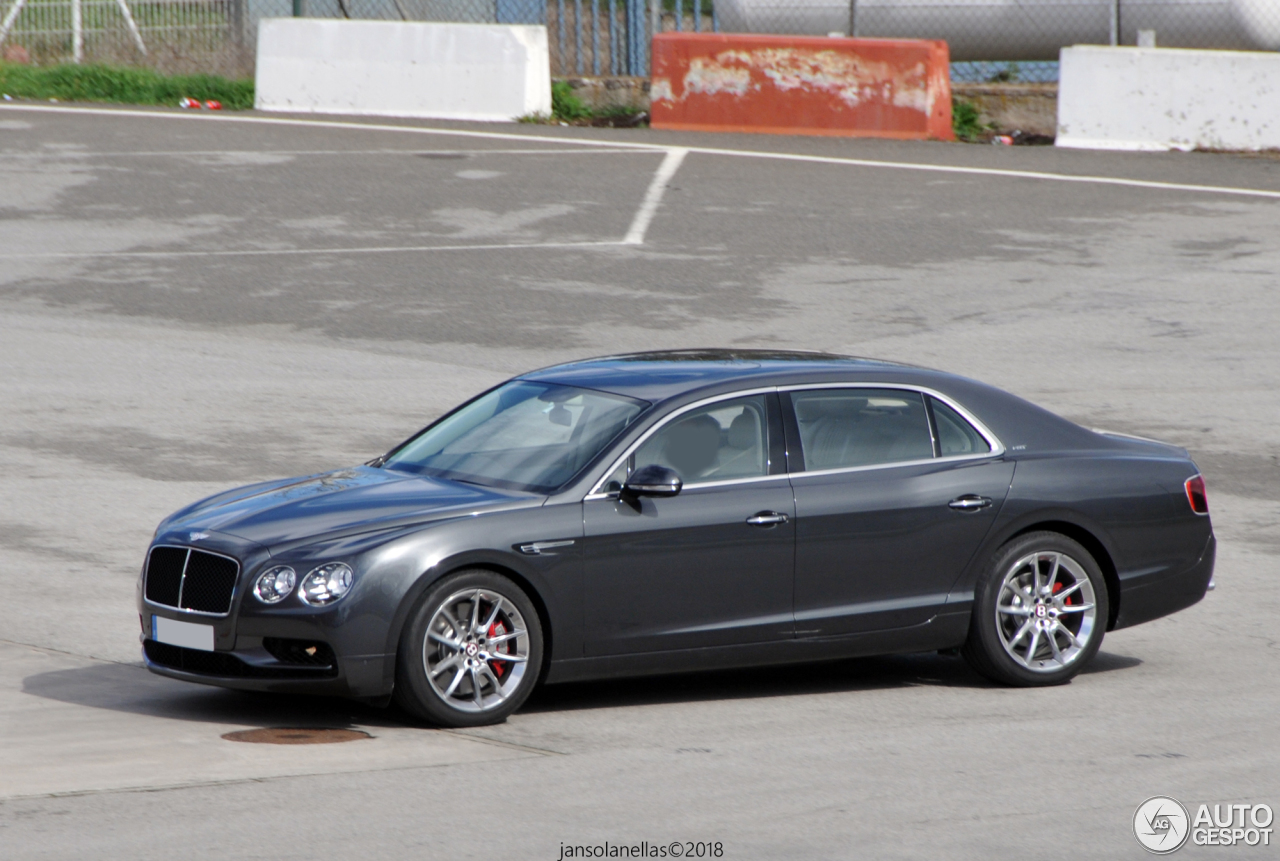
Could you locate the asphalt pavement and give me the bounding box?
[1,103,1278,860]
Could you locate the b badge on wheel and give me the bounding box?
[1134,796,1191,854]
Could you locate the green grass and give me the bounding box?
[519,81,646,126]
[952,98,989,142]
[550,80,592,121]
[0,62,253,109]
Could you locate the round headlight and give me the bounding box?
[253,566,296,604]
[299,562,354,606]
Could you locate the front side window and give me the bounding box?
[385,381,647,493]
[790,388,934,470]
[602,395,770,490]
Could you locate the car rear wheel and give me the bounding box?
[395,569,543,727]
[962,532,1109,686]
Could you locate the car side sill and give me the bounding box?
[543,612,971,685]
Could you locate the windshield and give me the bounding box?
[384,381,648,493]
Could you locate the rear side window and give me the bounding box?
[790,389,934,470]
[929,397,991,456]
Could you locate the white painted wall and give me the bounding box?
[255,19,551,122]
[1057,45,1280,151]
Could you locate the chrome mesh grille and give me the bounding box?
[144,547,186,607]
[144,545,240,615]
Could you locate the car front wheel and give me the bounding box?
[962,532,1109,686]
[395,569,543,727]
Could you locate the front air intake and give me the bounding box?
[144,546,240,615]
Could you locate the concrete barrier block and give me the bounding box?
[255,19,551,122]
[1057,45,1280,151]
[650,33,954,140]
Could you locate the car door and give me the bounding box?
[581,392,796,657]
[785,387,1013,637]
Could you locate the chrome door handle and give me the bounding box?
[948,495,992,512]
[746,511,789,527]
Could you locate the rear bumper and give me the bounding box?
[1113,534,1215,630]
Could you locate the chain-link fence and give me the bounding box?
[0,0,667,76]
[0,0,252,75]
[1,0,1276,81]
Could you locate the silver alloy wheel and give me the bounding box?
[423,588,531,713]
[995,551,1098,673]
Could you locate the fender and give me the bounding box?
[946,503,1122,623]
[381,547,562,658]
[373,502,585,692]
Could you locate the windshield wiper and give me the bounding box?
[446,476,490,487]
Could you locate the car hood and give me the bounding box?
[158,466,543,550]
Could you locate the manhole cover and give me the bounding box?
[221,728,371,745]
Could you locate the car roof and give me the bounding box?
[520,349,932,403]
[521,349,1121,455]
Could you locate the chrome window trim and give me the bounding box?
[585,472,793,501]
[582,382,1004,499]
[144,544,241,618]
[584,387,779,499]
[786,451,1001,482]
[673,473,793,492]
[781,383,1005,463]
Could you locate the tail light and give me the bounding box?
[1184,474,1208,515]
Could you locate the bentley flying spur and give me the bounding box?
[139,351,1215,726]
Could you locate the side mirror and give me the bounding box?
[622,464,682,498]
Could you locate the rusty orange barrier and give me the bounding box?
[650,32,954,140]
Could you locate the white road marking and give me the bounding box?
[0,239,627,261]
[0,104,652,150]
[695,145,1280,200]
[39,147,655,158]
[6,104,1280,201]
[624,147,688,246]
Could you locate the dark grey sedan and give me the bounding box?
[138,351,1215,727]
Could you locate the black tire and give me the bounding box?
[394,569,544,727]
[962,531,1109,687]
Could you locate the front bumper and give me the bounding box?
[141,633,391,698]
[138,530,400,699]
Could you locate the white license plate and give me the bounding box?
[153,616,215,652]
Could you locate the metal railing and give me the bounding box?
[0,0,250,74]
[0,0,706,76]
[3,0,1276,82]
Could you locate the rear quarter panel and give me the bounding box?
[950,453,1212,629]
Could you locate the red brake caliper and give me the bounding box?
[1052,581,1076,638]
[488,620,507,678]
